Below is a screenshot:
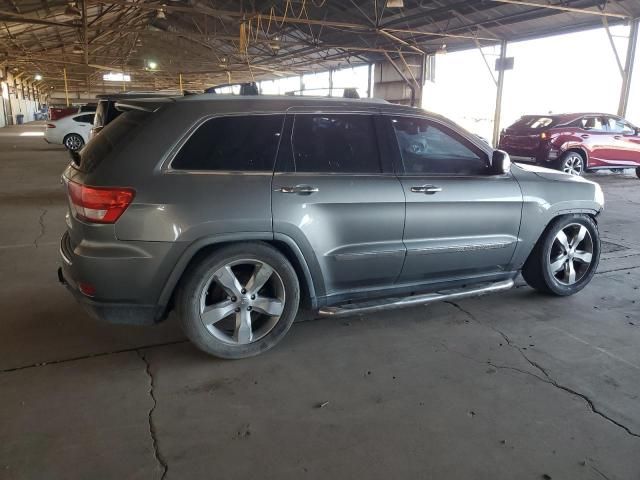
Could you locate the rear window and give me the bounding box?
[79,110,150,172]
[508,116,557,130]
[171,115,284,171]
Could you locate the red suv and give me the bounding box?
[499,113,640,178]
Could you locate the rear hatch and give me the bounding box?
[500,116,559,156]
[63,100,167,248]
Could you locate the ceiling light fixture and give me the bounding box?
[386,0,404,7]
[34,74,43,81]
[156,9,166,20]
[148,60,158,70]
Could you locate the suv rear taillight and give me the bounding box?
[540,131,549,140]
[67,180,135,224]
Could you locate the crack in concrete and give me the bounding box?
[445,301,640,439]
[0,340,187,374]
[595,265,640,274]
[33,208,47,248]
[137,350,168,480]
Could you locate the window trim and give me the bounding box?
[164,113,286,174]
[280,112,386,176]
[384,114,494,178]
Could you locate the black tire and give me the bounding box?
[176,242,300,359]
[556,151,585,176]
[636,167,640,179]
[522,214,600,296]
[63,133,84,151]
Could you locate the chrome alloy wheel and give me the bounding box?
[549,223,594,285]
[65,134,83,151]
[199,259,285,345]
[562,153,584,176]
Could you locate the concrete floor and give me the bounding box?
[1,122,639,480]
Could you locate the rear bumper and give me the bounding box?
[58,231,173,325]
[58,267,164,325]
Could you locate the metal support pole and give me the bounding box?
[179,73,183,91]
[367,63,373,98]
[63,67,69,106]
[618,18,639,117]
[328,68,333,97]
[492,39,507,147]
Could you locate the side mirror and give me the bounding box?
[492,150,511,174]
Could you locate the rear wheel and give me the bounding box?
[522,214,600,296]
[557,151,585,176]
[636,167,640,179]
[64,133,84,151]
[176,243,300,359]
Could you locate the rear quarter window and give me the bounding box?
[79,110,150,172]
[171,115,285,171]
[509,116,557,130]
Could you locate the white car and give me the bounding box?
[45,112,95,151]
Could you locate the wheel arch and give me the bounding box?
[157,233,320,320]
[512,207,600,271]
[561,147,589,168]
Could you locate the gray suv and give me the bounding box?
[58,96,604,358]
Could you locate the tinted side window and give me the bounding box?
[391,117,488,175]
[291,114,381,173]
[74,114,94,123]
[172,115,284,171]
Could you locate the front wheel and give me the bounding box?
[176,243,300,359]
[557,151,585,176]
[522,214,600,296]
[64,133,84,151]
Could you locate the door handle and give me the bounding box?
[614,135,622,140]
[275,185,319,195]
[411,185,442,194]
[580,134,590,139]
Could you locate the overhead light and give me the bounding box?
[386,0,404,7]
[147,60,157,70]
[64,2,82,19]
[436,43,447,54]
[156,9,166,20]
[34,74,42,81]
[72,45,83,54]
[103,72,131,82]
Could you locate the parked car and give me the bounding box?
[48,104,96,121]
[499,113,640,178]
[45,112,95,151]
[58,96,604,359]
[91,92,180,139]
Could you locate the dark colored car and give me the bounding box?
[499,113,640,178]
[58,96,604,359]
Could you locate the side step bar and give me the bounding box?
[317,279,515,318]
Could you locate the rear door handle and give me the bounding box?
[275,185,319,195]
[411,185,442,194]
[614,135,622,140]
[580,134,590,139]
